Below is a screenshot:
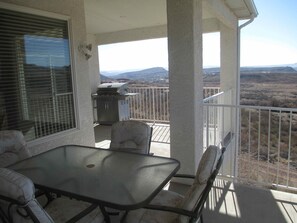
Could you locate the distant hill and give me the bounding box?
[100,74,114,82]
[112,67,168,80]
[240,66,296,73]
[110,67,168,83]
[291,63,297,71]
[203,66,297,74]
[100,65,297,84]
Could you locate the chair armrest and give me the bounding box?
[144,204,196,218]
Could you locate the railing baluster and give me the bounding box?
[257,109,261,181]
[206,105,209,149]
[287,111,292,187]
[153,88,156,123]
[277,111,282,186]
[248,110,251,181]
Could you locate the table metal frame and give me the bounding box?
[9,145,180,222]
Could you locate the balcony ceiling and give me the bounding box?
[85,0,257,35]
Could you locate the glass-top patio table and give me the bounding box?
[9,145,180,222]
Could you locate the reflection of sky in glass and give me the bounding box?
[24,35,70,67]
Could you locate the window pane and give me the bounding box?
[0,8,75,141]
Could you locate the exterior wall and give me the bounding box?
[0,0,95,155]
[220,23,238,177]
[87,33,100,94]
[167,0,204,175]
[220,23,238,136]
[220,23,238,102]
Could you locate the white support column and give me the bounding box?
[220,23,238,103]
[220,23,238,136]
[220,23,238,177]
[167,0,204,175]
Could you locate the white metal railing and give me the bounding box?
[128,86,221,122]
[203,91,227,148]
[203,86,221,98]
[128,86,297,190]
[93,86,297,190]
[128,87,169,123]
[238,105,297,190]
[204,102,297,191]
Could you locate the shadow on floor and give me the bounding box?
[204,180,296,223]
[169,179,296,223]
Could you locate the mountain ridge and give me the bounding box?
[100,65,297,84]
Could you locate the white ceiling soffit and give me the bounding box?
[85,0,167,34]
[84,0,258,39]
[224,0,258,19]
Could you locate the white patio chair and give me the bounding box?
[0,130,31,168]
[0,168,104,223]
[0,130,53,208]
[121,145,225,223]
[110,120,153,155]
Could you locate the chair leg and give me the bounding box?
[0,206,9,223]
[99,205,111,223]
[120,211,129,223]
[43,192,56,208]
[200,214,204,223]
[35,190,55,208]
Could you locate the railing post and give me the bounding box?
[152,88,156,124]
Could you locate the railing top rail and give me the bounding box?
[203,91,224,102]
[203,86,221,89]
[204,103,297,113]
[128,86,169,89]
[128,86,221,90]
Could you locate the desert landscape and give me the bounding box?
[102,65,297,190]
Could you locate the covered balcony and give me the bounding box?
[0,0,297,222]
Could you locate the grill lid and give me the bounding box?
[97,82,128,95]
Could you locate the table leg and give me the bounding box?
[99,205,110,223]
[66,203,98,223]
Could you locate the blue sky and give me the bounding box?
[99,0,297,72]
[241,0,297,66]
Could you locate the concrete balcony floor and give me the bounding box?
[94,124,297,223]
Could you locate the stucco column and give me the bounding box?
[220,23,238,105]
[220,23,238,177]
[87,34,100,94]
[167,0,203,175]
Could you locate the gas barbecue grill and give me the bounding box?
[93,83,136,125]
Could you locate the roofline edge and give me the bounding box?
[244,0,258,18]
